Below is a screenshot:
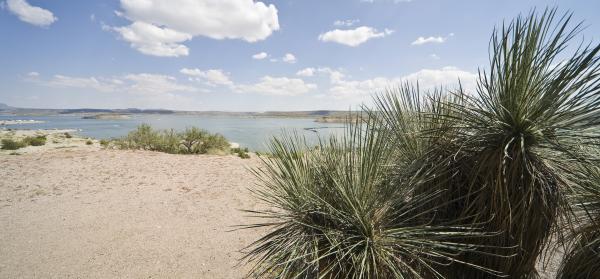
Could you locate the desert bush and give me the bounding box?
[99,139,109,147]
[1,138,26,150]
[200,134,229,154]
[24,135,46,146]
[64,132,72,138]
[114,124,230,155]
[231,147,250,159]
[157,129,181,154]
[123,124,160,150]
[179,127,207,154]
[85,139,93,145]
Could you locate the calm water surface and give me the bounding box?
[0,114,344,151]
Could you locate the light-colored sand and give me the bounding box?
[0,131,562,277]
[0,149,262,278]
[0,129,98,155]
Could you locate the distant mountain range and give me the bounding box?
[0,103,13,110]
[0,103,352,121]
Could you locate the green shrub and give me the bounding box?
[64,132,72,138]
[179,127,207,154]
[114,124,231,155]
[238,152,250,159]
[231,147,250,159]
[99,139,109,147]
[1,139,26,150]
[201,134,229,154]
[157,129,180,154]
[23,135,46,146]
[86,139,93,145]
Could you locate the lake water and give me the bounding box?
[0,114,345,151]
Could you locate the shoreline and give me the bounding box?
[0,120,45,125]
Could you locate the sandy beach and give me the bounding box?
[0,130,562,278]
[0,148,262,278]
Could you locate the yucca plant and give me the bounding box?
[444,9,600,277]
[242,115,503,278]
[242,7,600,279]
[558,166,600,278]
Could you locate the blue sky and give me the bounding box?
[1,0,599,111]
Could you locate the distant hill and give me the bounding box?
[0,103,15,111]
[0,104,353,122]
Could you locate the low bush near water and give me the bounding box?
[1,138,27,150]
[113,124,231,155]
[23,135,46,146]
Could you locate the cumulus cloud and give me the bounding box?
[48,75,122,93]
[319,26,393,47]
[237,76,316,96]
[327,66,476,101]
[252,52,268,60]
[27,71,40,77]
[44,73,196,95]
[112,0,280,57]
[411,33,453,46]
[282,53,297,64]
[113,21,192,57]
[429,53,440,60]
[180,68,233,87]
[5,0,57,27]
[296,68,315,77]
[333,19,359,27]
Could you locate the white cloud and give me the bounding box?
[333,19,359,27]
[113,21,192,57]
[180,68,233,87]
[5,0,57,27]
[282,53,297,64]
[296,68,315,77]
[237,76,316,96]
[113,0,280,57]
[49,75,121,93]
[44,73,196,95]
[318,26,393,47]
[327,66,477,101]
[429,54,440,60]
[252,52,268,60]
[411,33,453,46]
[27,71,39,77]
[124,73,196,94]
[316,67,346,83]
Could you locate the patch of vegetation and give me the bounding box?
[1,138,27,150]
[64,132,72,138]
[23,135,46,146]
[99,139,109,147]
[113,124,231,155]
[231,147,250,159]
[85,139,93,145]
